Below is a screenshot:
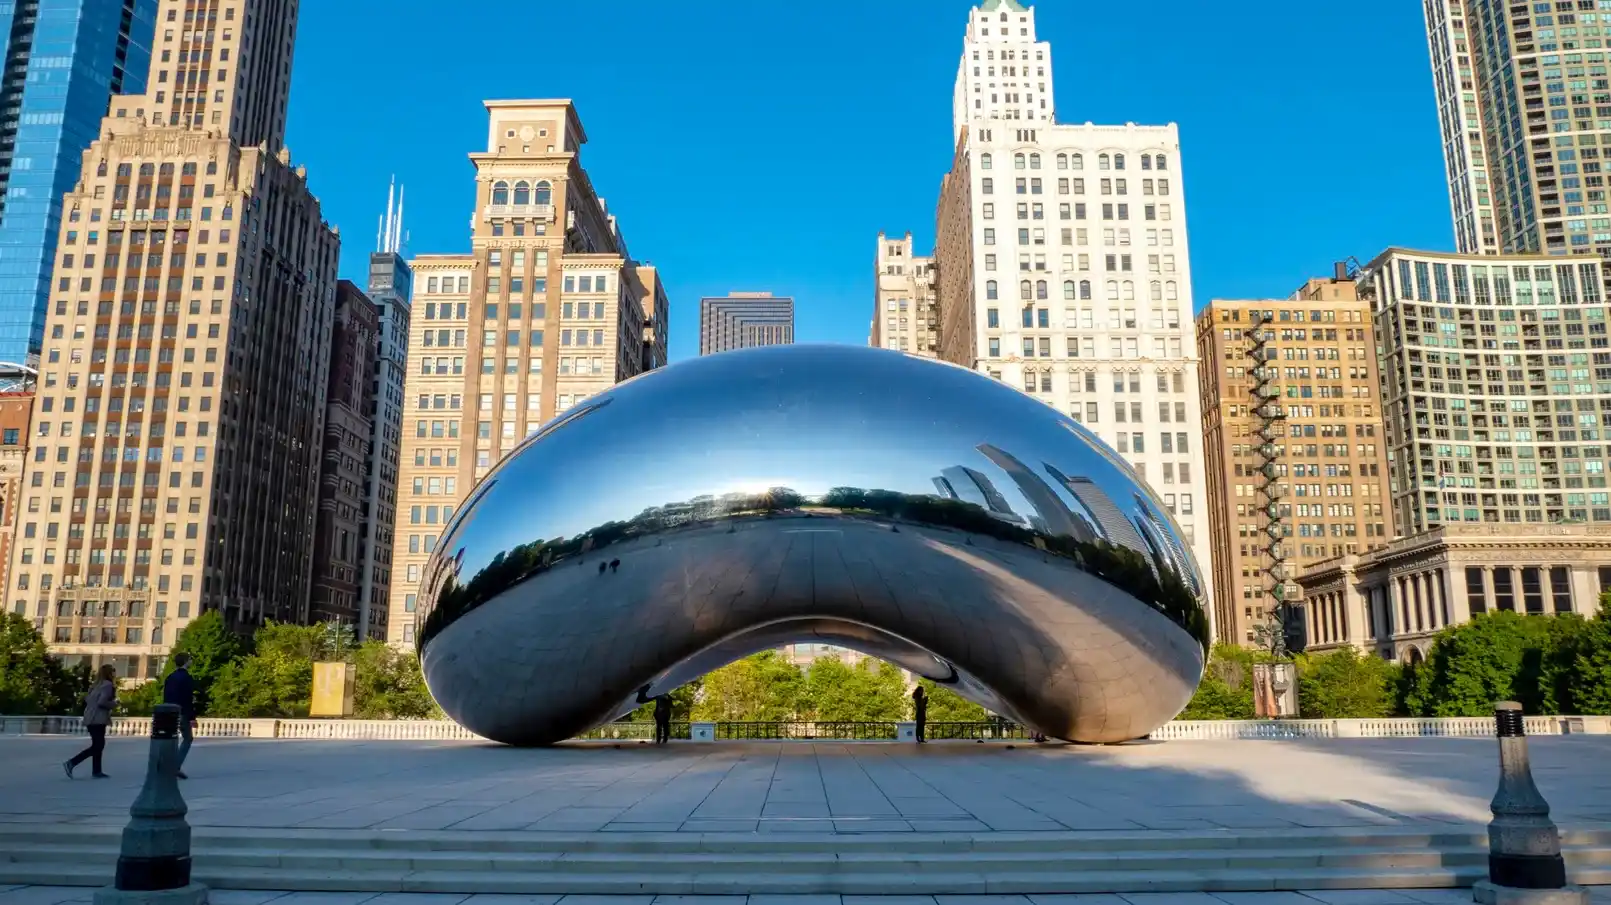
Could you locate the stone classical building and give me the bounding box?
[309,282,379,633]
[870,233,937,356]
[388,99,668,647]
[4,0,342,681]
[1197,272,1394,646]
[933,0,1211,607]
[1298,524,1611,662]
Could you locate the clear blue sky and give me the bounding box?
[287,0,1450,363]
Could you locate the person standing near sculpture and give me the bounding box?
[163,652,197,779]
[653,694,672,746]
[64,664,118,778]
[912,685,927,745]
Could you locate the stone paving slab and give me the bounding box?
[1,736,1609,834]
[0,889,1606,905]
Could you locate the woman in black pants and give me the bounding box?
[65,664,118,779]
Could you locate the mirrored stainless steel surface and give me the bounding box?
[417,344,1208,745]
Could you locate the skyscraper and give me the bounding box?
[1196,273,1394,647]
[368,181,411,646]
[5,0,342,681]
[309,281,378,632]
[387,99,669,647]
[0,0,157,366]
[933,0,1212,608]
[1426,0,1605,258]
[870,233,937,356]
[1423,0,1498,256]
[1357,247,1611,533]
[698,292,794,355]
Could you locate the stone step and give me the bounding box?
[2,824,1608,853]
[15,842,1606,872]
[1,862,1609,895]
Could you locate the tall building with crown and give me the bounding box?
[368,180,411,645]
[3,0,342,681]
[387,100,669,647]
[932,0,1213,612]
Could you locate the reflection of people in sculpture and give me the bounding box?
[911,686,927,744]
[653,694,672,746]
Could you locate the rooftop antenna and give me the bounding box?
[377,176,406,255]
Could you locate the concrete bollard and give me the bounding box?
[1472,702,1586,905]
[94,704,208,905]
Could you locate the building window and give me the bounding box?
[1549,566,1573,614]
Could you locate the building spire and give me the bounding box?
[377,177,407,255]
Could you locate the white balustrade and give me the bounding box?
[2,715,1604,741]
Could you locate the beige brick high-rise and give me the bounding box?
[870,232,937,356]
[4,0,340,681]
[1197,272,1394,646]
[387,100,668,646]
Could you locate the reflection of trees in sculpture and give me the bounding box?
[419,482,1206,654]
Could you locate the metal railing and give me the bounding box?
[3,714,1606,741]
[714,721,899,741]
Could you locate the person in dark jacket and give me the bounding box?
[163,653,197,779]
[912,685,928,744]
[652,694,672,746]
[65,665,118,779]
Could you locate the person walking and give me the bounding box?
[64,665,118,779]
[163,652,197,779]
[652,693,672,746]
[911,685,928,745]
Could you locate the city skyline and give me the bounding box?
[282,0,1451,362]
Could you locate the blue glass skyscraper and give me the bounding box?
[0,0,155,365]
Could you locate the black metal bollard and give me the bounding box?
[94,704,208,905]
[1472,702,1585,905]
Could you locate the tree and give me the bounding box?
[0,613,90,715]
[801,656,908,722]
[1551,596,1611,715]
[918,679,990,721]
[0,612,60,715]
[692,652,805,721]
[117,681,165,717]
[163,610,247,716]
[1404,611,1562,717]
[207,649,315,718]
[1177,643,1255,720]
[352,641,440,720]
[1294,647,1398,719]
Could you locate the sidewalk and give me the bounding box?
[1,887,1608,905]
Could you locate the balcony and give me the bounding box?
[482,203,554,223]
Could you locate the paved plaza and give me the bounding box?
[3,735,1611,834]
[0,888,1606,905]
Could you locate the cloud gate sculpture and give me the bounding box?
[416,344,1209,745]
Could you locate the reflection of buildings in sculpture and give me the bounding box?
[1060,476,1146,553]
[933,466,1024,526]
[976,444,1094,540]
[1132,492,1193,584]
[1039,464,1103,543]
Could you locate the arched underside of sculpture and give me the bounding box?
[415,345,1210,746]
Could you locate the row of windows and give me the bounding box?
[984,279,1182,303]
[979,152,1170,172]
[489,181,553,206]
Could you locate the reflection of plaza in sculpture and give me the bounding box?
[416,345,1209,746]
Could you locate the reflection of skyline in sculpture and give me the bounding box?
[976,444,1096,541]
[1056,472,1147,554]
[415,344,1208,747]
[932,465,1024,526]
[1133,492,1194,587]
